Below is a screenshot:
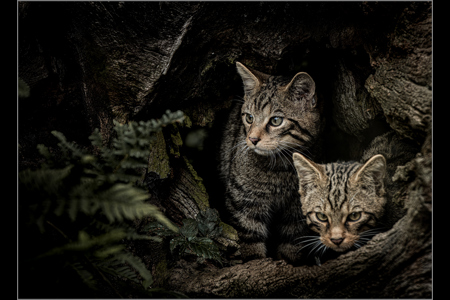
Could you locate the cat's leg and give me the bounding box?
[238,240,267,260]
[226,196,271,260]
[275,208,310,265]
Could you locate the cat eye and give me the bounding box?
[245,114,254,124]
[316,212,328,222]
[347,212,362,222]
[269,117,283,126]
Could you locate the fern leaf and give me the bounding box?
[52,130,87,160]
[88,128,103,148]
[40,229,127,258]
[36,144,52,163]
[70,262,97,290]
[94,245,126,258]
[114,252,153,289]
[96,256,141,285]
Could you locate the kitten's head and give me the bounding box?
[293,153,387,252]
[236,62,322,157]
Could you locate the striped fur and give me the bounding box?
[293,153,387,255]
[219,62,324,263]
[291,130,419,261]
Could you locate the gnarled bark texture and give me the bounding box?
[19,1,431,298]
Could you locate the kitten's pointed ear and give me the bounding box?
[236,62,261,94]
[283,72,316,106]
[293,153,325,196]
[351,154,386,194]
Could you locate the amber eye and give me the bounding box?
[245,114,254,124]
[270,116,283,126]
[348,212,362,222]
[316,212,328,222]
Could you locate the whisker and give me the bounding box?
[357,237,374,241]
[276,149,289,170]
[359,228,385,238]
[231,96,245,104]
[294,235,321,243]
[279,147,297,171]
[267,149,276,171]
[308,240,324,256]
[294,237,321,244]
[296,240,321,254]
[279,141,314,161]
[314,244,324,256]
[297,239,322,249]
[297,235,322,239]
[318,244,328,257]
[230,141,249,162]
[232,139,247,150]
[282,143,314,160]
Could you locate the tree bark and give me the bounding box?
[166,134,431,298]
[19,1,432,298]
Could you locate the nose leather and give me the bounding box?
[330,238,344,245]
[249,137,260,145]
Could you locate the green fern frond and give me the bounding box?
[52,130,87,162]
[40,229,127,258]
[70,262,97,290]
[94,245,126,258]
[20,110,185,296]
[19,77,30,98]
[114,252,153,289]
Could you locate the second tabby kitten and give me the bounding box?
[219,62,324,264]
[292,131,418,261]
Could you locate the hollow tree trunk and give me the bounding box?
[19,1,432,298]
[166,133,431,298]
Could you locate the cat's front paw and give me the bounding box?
[276,243,303,265]
[239,242,267,261]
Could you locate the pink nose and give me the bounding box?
[249,137,260,145]
[330,238,344,245]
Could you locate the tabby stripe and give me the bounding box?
[230,221,267,242]
[229,197,260,210]
[342,163,360,209]
[287,132,308,144]
[307,214,321,231]
[229,201,270,224]
[259,98,270,111]
[277,223,308,240]
[228,177,247,194]
[287,118,314,140]
[365,212,379,222]
[253,95,259,110]
[353,220,370,232]
[308,222,321,232]
[229,177,270,199]
[241,126,247,136]
[279,124,295,136]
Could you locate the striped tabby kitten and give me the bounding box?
[219,62,323,263]
[292,131,418,261]
[293,153,387,255]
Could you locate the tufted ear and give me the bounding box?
[283,72,316,106]
[293,152,325,197]
[236,62,262,95]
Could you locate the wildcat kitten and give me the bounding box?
[293,153,387,255]
[292,130,418,259]
[219,62,323,263]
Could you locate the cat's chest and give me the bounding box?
[231,157,299,196]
